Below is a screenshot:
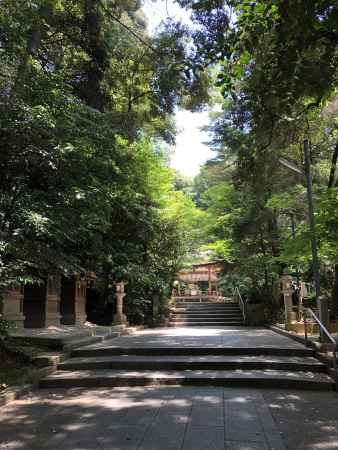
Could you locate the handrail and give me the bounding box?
[302,307,338,391]
[234,287,246,323]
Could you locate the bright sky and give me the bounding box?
[143,0,214,178]
[171,110,214,177]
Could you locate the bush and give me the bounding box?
[0,318,12,340]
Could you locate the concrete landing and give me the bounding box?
[73,327,312,350]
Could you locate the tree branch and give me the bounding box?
[98,1,160,55]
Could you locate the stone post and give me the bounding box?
[281,275,294,330]
[45,275,61,327]
[1,286,25,329]
[74,275,87,325]
[114,281,128,324]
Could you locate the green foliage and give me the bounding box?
[176,0,338,306]
[217,272,252,297]
[0,318,12,340]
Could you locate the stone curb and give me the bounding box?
[270,324,333,352]
[0,324,145,407]
[270,324,308,346]
[270,324,338,387]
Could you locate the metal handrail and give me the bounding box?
[234,287,246,323]
[302,306,338,391]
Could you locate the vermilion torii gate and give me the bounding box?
[174,261,230,298]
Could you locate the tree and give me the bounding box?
[0,0,213,324]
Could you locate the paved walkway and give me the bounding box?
[1,386,338,449]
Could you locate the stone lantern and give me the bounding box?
[281,274,295,330]
[114,281,128,325]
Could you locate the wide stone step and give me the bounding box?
[174,303,237,307]
[171,316,243,321]
[172,310,241,314]
[172,310,241,315]
[72,346,315,358]
[172,314,243,319]
[174,303,239,309]
[171,308,241,315]
[40,369,334,390]
[58,355,326,372]
[169,321,245,327]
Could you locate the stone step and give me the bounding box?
[174,302,237,306]
[173,306,241,310]
[171,311,242,315]
[171,316,243,321]
[168,321,245,327]
[9,325,127,351]
[172,309,241,314]
[172,309,241,313]
[72,346,314,358]
[174,303,238,308]
[173,299,234,302]
[62,335,108,351]
[58,355,326,372]
[40,369,334,390]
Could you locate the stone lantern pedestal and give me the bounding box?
[60,274,88,325]
[113,281,128,325]
[1,286,25,329]
[45,275,62,327]
[281,275,295,330]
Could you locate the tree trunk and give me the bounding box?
[81,0,107,110]
[328,140,338,321]
[328,140,338,188]
[330,265,338,322]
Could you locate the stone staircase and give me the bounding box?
[169,299,245,327]
[40,330,335,391]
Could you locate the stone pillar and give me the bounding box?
[45,275,61,327]
[24,276,61,328]
[1,286,25,329]
[281,275,294,330]
[24,283,46,328]
[114,281,128,324]
[74,275,87,325]
[60,276,75,325]
[60,275,87,326]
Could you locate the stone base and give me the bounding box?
[3,313,26,329]
[45,313,61,327]
[113,313,128,325]
[74,314,87,326]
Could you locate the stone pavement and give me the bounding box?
[1,386,338,449]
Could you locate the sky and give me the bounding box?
[142,0,215,178]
